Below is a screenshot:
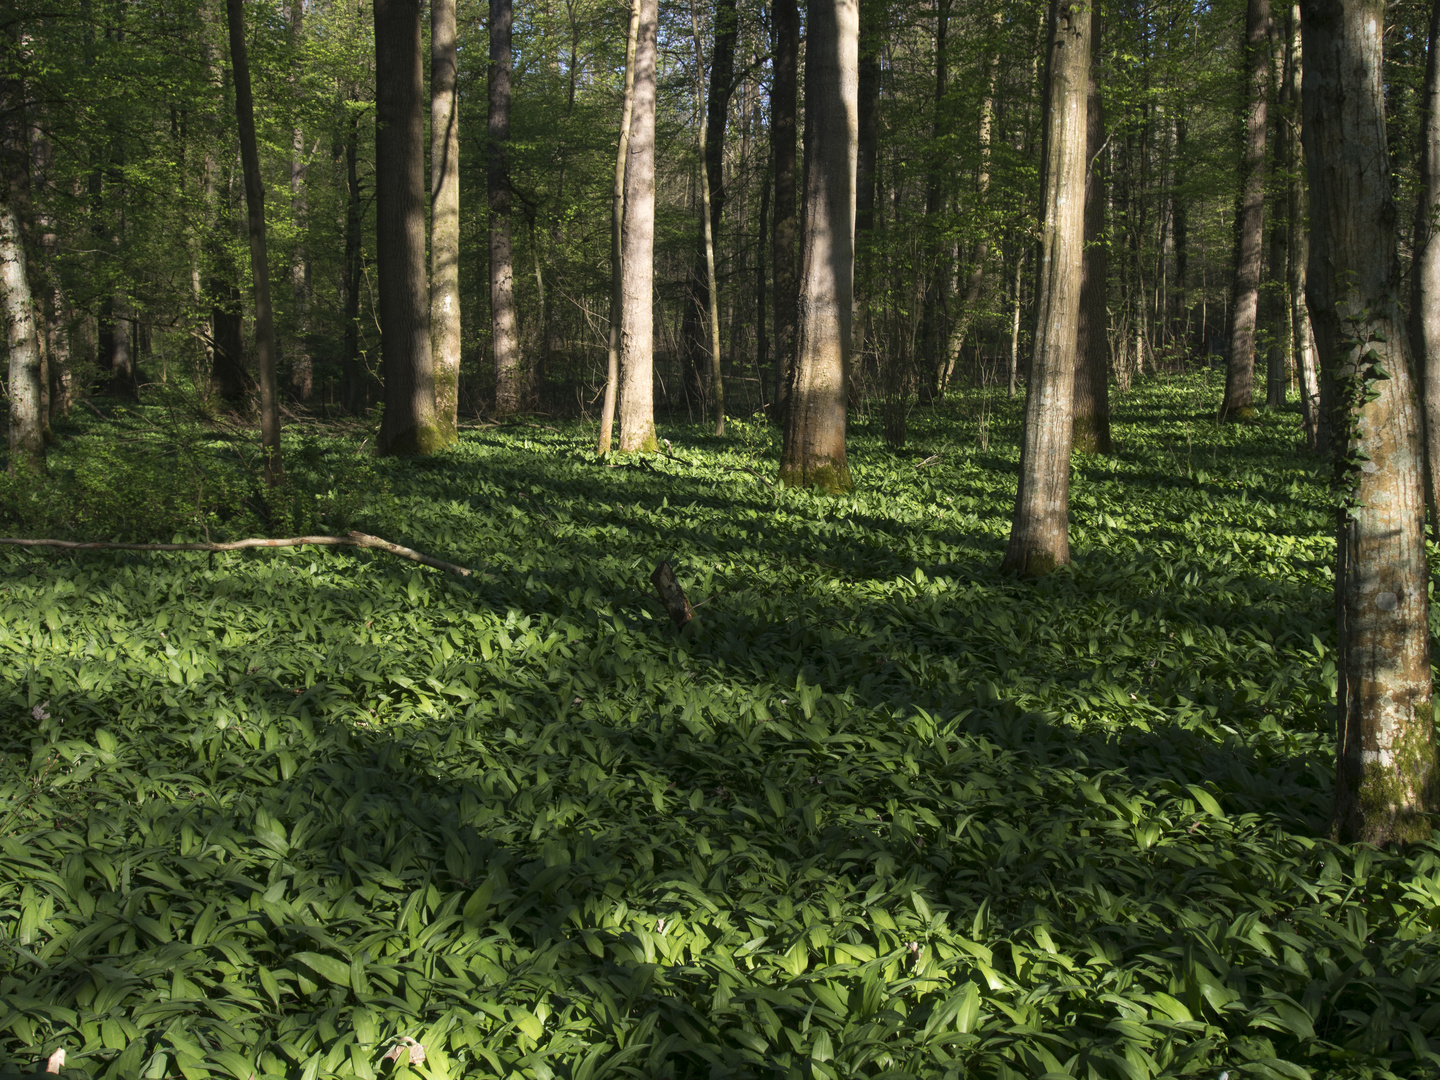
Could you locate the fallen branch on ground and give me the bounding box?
[0,531,473,576]
[659,441,777,488]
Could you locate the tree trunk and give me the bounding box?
[227,0,283,485]
[1302,0,1440,846]
[489,0,522,419]
[2,196,44,474]
[1001,0,1089,576]
[430,0,461,441]
[770,0,799,421]
[1221,0,1271,419]
[374,0,439,455]
[777,0,857,492]
[1411,0,1440,530]
[1073,10,1110,455]
[916,0,950,401]
[288,0,312,403]
[688,0,728,435]
[597,0,640,454]
[1264,10,1290,411]
[617,0,658,453]
[854,0,882,239]
[342,99,364,412]
[1286,3,1320,448]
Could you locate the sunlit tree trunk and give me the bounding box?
[489,0,522,419]
[1221,0,1271,419]
[1285,4,1320,449]
[1410,0,1440,531]
[1,196,44,474]
[374,0,439,455]
[430,0,461,441]
[778,0,857,492]
[617,0,658,452]
[1001,0,1089,576]
[1073,9,1110,455]
[771,0,799,421]
[1302,0,1440,846]
[227,0,282,485]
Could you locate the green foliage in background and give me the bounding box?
[3,375,1439,1080]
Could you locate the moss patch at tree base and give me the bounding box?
[378,422,450,457]
[778,458,854,494]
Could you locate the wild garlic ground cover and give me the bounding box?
[3,374,1440,1080]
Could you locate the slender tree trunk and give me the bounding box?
[597,0,640,454]
[1411,0,1440,530]
[688,0,727,435]
[916,0,950,401]
[342,100,364,412]
[1264,11,1290,411]
[1009,245,1024,397]
[1001,0,1090,576]
[771,0,799,421]
[1174,115,1188,340]
[778,0,857,492]
[1073,10,1110,455]
[227,0,283,485]
[1221,0,1271,419]
[28,122,69,423]
[2,196,43,474]
[756,156,770,386]
[490,0,522,418]
[854,0,882,239]
[1302,0,1439,846]
[1284,3,1320,447]
[374,0,439,454]
[617,0,658,452]
[431,0,461,441]
[289,0,312,402]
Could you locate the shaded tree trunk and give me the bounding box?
[916,0,950,401]
[227,0,282,484]
[1073,10,1110,455]
[342,99,364,412]
[618,0,658,452]
[1221,0,1271,419]
[2,196,44,473]
[431,0,461,440]
[1302,0,1439,846]
[1001,0,1090,576]
[288,0,312,402]
[688,0,728,435]
[1411,0,1440,530]
[374,0,439,455]
[1286,3,1320,448]
[778,0,857,492]
[771,0,799,421]
[490,0,522,418]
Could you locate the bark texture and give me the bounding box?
[1221,0,1271,419]
[431,0,461,442]
[770,0,799,420]
[617,0,658,453]
[1072,10,1110,455]
[227,0,283,485]
[1287,3,1321,449]
[374,0,439,455]
[1411,0,1440,532]
[489,0,522,419]
[1302,0,1439,846]
[1001,0,1089,576]
[1,196,44,474]
[778,0,857,493]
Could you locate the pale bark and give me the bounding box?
[1411,0,1440,530]
[431,0,460,442]
[688,0,725,435]
[1001,0,1089,576]
[1286,3,1320,448]
[2,196,43,474]
[617,0,658,453]
[1302,0,1439,846]
[227,0,283,485]
[771,0,799,420]
[597,0,640,454]
[1221,0,1271,419]
[490,0,522,419]
[778,0,857,492]
[1073,10,1110,455]
[374,0,439,455]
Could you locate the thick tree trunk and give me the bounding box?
[430,0,461,441]
[2,196,44,474]
[771,0,799,421]
[617,0,658,453]
[1286,3,1320,448]
[1073,10,1110,455]
[1410,0,1440,530]
[227,0,283,485]
[288,0,312,403]
[489,0,522,419]
[688,0,729,435]
[1001,0,1089,576]
[597,0,640,454]
[1221,0,1271,419]
[777,0,857,492]
[374,0,439,455]
[1302,0,1439,846]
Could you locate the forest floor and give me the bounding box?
[2,372,1439,1080]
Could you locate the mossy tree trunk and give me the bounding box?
[1001,0,1089,576]
[430,0,461,443]
[778,0,857,493]
[617,0,658,453]
[1302,0,1440,846]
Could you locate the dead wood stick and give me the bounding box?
[650,561,695,630]
[0,531,472,576]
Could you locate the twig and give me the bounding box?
[0,531,473,576]
[915,453,943,469]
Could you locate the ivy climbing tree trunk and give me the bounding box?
[489,0,522,419]
[1302,0,1440,846]
[227,0,283,485]
[374,0,439,456]
[430,0,461,443]
[1072,8,1110,455]
[617,0,658,453]
[778,0,857,492]
[1001,0,1089,576]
